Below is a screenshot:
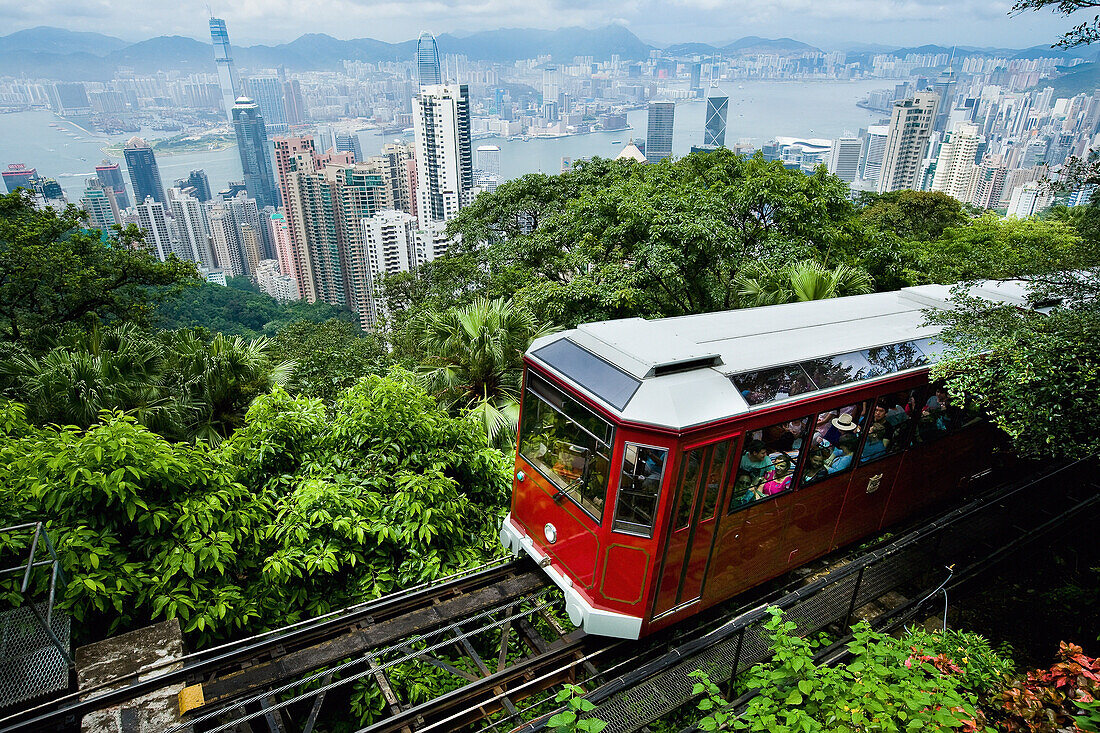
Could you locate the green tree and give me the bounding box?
[268,319,390,402]
[0,325,293,443]
[0,371,510,647]
[156,279,353,339]
[733,259,874,307]
[0,190,197,348]
[857,190,970,243]
[415,297,554,445]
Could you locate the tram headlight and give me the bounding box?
[544,523,557,544]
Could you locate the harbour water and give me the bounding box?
[0,79,890,202]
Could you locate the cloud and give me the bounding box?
[0,0,1083,48]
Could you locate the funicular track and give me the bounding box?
[2,459,1095,733]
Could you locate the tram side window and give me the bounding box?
[613,444,667,538]
[729,417,809,512]
[914,384,962,444]
[861,390,916,464]
[518,373,613,522]
[802,401,869,487]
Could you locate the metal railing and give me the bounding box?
[0,522,72,709]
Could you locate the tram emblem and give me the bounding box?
[866,474,884,494]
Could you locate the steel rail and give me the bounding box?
[0,557,538,732]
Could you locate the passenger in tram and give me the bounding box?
[738,440,772,481]
[731,472,760,507]
[826,413,860,444]
[860,423,888,463]
[826,434,859,474]
[761,453,794,495]
[801,448,830,485]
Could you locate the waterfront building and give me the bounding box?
[859,125,890,186]
[232,97,280,210]
[3,163,37,193]
[476,145,501,178]
[703,96,728,148]
[80,179,120,230]
[417,31,442,86]
[878,93,939,193]
[931,122,982,202]
[413,84,474,227]
[284,79,308,128]
[336,133,363,162]
[183,169,212,202]
[828,137,863,183]
[646,102,675,163]
[95,161,130,209]
[123,137,165,206]
[210,17,243,122]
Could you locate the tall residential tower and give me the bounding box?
[413,84,474,228]
[878,93,939,193]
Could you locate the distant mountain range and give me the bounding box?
[0,25,1093,82]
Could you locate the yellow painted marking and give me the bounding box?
[178,684,205,715]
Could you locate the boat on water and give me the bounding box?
[611,140,622,144]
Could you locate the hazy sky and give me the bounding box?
[1,0,1083,50]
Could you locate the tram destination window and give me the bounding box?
[730,418,809,512]
[531,339,641,411]
[519,372,614,522]
[613,444,667,537]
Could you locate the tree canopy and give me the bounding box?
[0,191,197,348]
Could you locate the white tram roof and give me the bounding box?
[526,281,1036,431]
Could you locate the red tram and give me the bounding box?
[499,282,1030,639]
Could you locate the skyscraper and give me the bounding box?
[80,179,120,230]
[931,122,981,202]
[703,96,728,148]
[123,137,165,206]
[95,161,130,209]
[167,187,213,269]
[828,138,863,183]
[284,79,307,128]
[232,97,280,210]
[417,32,442,86]
[245,76,289,134]
[413,84,474,227]
[183,170,212,202]
[360,210,424,328]
[878,94,939,193]
[135,196,172,261]
[273,138,391,325]
[646,102,675,163]
[210,17,242,123]
[860,125,890,185]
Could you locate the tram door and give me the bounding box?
[652,438,735,618]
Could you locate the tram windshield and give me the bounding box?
[519,371,613,522]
